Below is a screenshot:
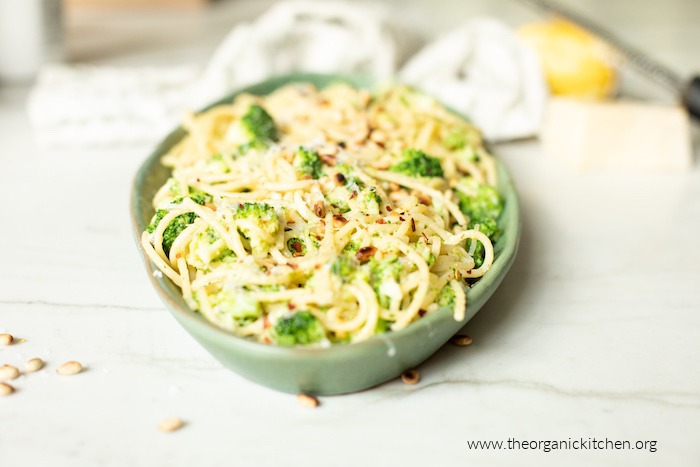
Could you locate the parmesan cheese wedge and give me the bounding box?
[541,97,692,171]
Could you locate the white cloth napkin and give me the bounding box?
[192,0,420,107]
[400,18,547,141]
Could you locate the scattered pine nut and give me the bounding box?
[296,393,319,408]
[401,369,421,385]
[25,358,44,373]
[0,364,20,380]
[0,334,13,346]
[158,417,185,432]
[0,382,14,396]
[57,361,83,375]
[451,335,473,346]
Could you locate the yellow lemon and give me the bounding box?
[518,19,617,99]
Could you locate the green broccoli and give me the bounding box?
[390,149,444,178]
[187,227,235,269]
[368,257,403,309]
[443,130,469,150]
[206,153,230,173]
[325,192,351,214]
[286,237,307,257]
[335,164,363,191]
[271,311,326,346]
[342,241,361,255]
[456,180,502,223]
[233,202,280,256]
[161,177,183,198]
[210,289,262,324]
[455,178,503,268]
[295,147,323,179]
[361,187,382,215]
[146,194,209,256]
[375,318,391,334]
[228,104,279,150]
[437,284,455,308]
[332,252,404,308]
[330,256,358,282]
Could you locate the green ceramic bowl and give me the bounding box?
[131,73,520,395]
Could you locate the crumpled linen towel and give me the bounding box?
[400,18,548,141]
[192,0,420,107]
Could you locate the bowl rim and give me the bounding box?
[130,72,521,358]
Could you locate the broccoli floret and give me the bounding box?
[455,178,503,268]
[342,241,361,255]
[443,130,469,150]
[368,257,403,309]
[146,194,209,256]
[233,202,280,256]
[332,254,403,307]
[375,318,391,334]
[286,237,307,257]
[295,147,323,179]
[437,284,455,308]
[335,164,363,191]
[455,179,503,267]
[391,149,444,178]
[162,177,184,198]
[206,153,230,173]
[210,289,262,322]
[228,104,279,150]
[187,227,235,269]
[361,187,382,215]
[187,190,212,206]
[323,165,365,214]
[325,192,351,214]
[330,256,358,282]
[271,311,326,346]
[456,180,502,224]
[241,104,278,144]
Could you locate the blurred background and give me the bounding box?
[0,0,697,166]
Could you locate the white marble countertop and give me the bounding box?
[1,1,699,465]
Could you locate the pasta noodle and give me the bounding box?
[142,82,504,346]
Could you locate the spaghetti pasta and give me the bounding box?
[142,82,505,346]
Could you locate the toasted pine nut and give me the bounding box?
[296,393,319,408]
[57,361,83,375]
[158,417,185,432]
[332,214,348,228]
[451,335,473,346]
[355,246,377,263]
[0,382,14,396]
[0,334,13,346]
[25,358,44,373]
[313,201,326,218]
[401,369,420,385]
[0,364,20,380]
